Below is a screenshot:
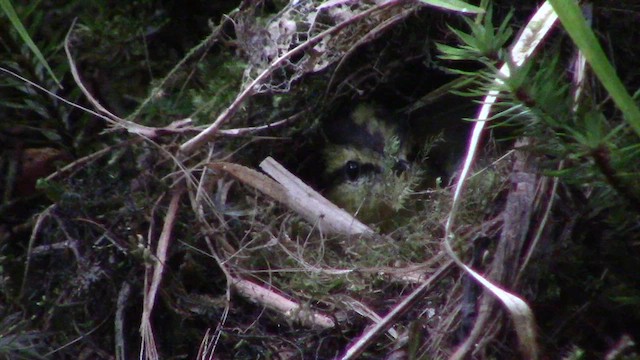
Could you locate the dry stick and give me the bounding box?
[455,138,539,359]
[18,205,54,300]
[259,157,374,236]
[192,150,236,254]
[492,138,538,287]
[179,0,407,155]
[516,167,561,284]
[445,3,559,360]
[232,278,335,329]
[276,234,353,276]
[65,20,120,121]
[115,282,131,360]
[209,159,373,236]
[197,328,216,360]
[339,260,454,360]
[217,110,305,137]
[140,188,183,360]
[198,231,233,355]
[1,57,195,149]
[189,154,235,355]
[513,4,583,284]
[0,66,116,125]
[4,40,190,139]
[65,20,153,136]
[65,22,198,138]
[343,297,400,340]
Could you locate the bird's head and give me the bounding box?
[322,103,417,223]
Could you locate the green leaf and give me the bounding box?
[548,0,640,138]
[419,0,484,14]
[436,8,512,63]
[0,0,61,87]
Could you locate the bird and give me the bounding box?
[320,103,417,224]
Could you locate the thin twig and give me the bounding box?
[64,21,200,138]
[179,0,407,155]
[115,282,131,360]
[232,277,335,329]
[339,260,453,360]
[140,187,183,360]
[445,3,559,360]
[19,205,53,300]
[217,110,305,137]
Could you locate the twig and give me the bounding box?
[217,110,305,137]
[445,3,559,360]
[115,282,131,360]
[140,187,183,360]
[232,277,335,329]
[179,0,407,155]
[65,19,122,122]
[64,21,201,138]
[339,260,453,360]
[209,158,374,236]
[19,205,54,300]
[259,157,373,236]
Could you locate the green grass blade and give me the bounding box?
[419,0,484,14]
[548,0,640,137]
[0,0,61,87]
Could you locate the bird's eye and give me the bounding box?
[344,160,360,181]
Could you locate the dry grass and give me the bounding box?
[4,1,640,359]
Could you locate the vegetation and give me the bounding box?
[1,0,640,359]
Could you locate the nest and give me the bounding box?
[4,1,640,359]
